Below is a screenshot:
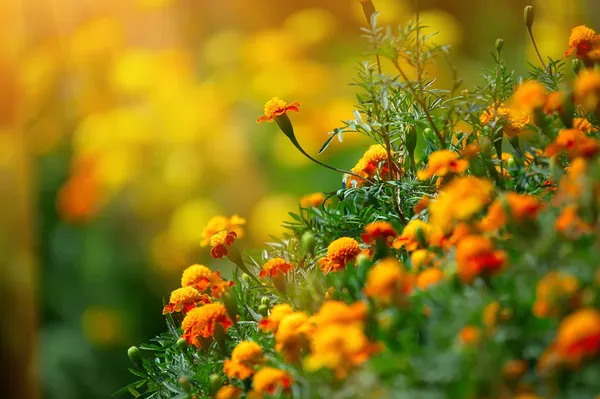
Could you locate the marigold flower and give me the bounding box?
[256,97,301,123]
[363,258,413,303]
[555,158,588,204]
[479,104,529,138]
[574,69,600,111]
[361,221,398,245]
[410,249,437,271]
[304,324,374,379]
[346,144,395,187]
[482,301,500,333]
[429,176,494,233]
[533,272,579,318]
[319,237,361,274]
[456,235,507,284]
[223,341,264,380]
[215,385,242,399]
[162,286,211,315]
[413,195,430,214]
[275,312,311,362]
[251,367,293,396]
[511,81,547,113]
[259,303,294,333]
[417,150,468,180]
[502,359,528,380]
[416,268,444,290]
[310,300,367,329]
[200,215,246,247]
[545,128,600,159]
[565,25,600,58]
[555,308,600,365]
[458,325,481,346]
[555,205,592,238]
[210,230,238,259]
[181,264,218,291]
[392,219,431,252]
[299,192,326,208]
[181,303,232,347]
[259,258,294,279]
[479,192,543,232]
[543,91,564,114]
[573,117,598,134]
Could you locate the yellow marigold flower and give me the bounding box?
[256,97,301,123]
[511,81,547,113]
[259,303,294,333]
[429,176,494,233]
[209,230,237,259]
[260,258,294,279]
[275,312,311,362]
[573,117,598,134]
[319,237,361,274]
[565,25,600,58]
[200,214,246,247]
[416,268,444,290]
[364,258,413,303]
[479,104,530,138]
[417,150,468,180]
[215,385,242,399]
[410,249,437,271]
[574,69,600,111]
[545,128,600,160]
[393,219,431,252]
[479,192,543,232]
[304,324,375,379]
[456,235,506,284]
[361,221,398,245]
[162,286,211,315]
[251,367,293,396]
[181,264,218,291]
[555,205,592,238]
[181,303,232,347]
[533,272,579,318]
[311,300,367,328]
[543,91,564,114]
[458,325,481,346]
[555,308,600,365]
[223,341,264,380]
[299,192,326,208]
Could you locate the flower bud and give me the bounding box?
[260,296,271,307]
[495,38,504,53]
[301,230,316,254]
[176,337,188,352]
[356,252,370,269]
[209,374,222,394]
[222,291,239,323]
[258,304,269,316]
[242,274,252,285]
[572,58,583,74]
[127,346,142,367]
[524,6,534,29]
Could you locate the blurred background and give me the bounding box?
[0,0,598,398]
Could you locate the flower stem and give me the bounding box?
[527,27,547,71]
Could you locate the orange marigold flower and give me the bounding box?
[304,323,375,379]
[555,205,592,238]
[410,249,437,271]
[574,69,600,111]
[275,312,312,362]
[429,176,494,233]
[573,117,598,134]
[511,81,547,113]
[260,258,294,279]
[545,128,600,160]
[210,230,237,259]
[361,221,398,245]
[256,97,300,123]
[416,268,444,290]
[456,235,507,284]
[57,158,100,223]
[200,214,246,247]
[311,300,367,328]
[223,341,264,380]
[319,237,361,274]
[533,272,579,318]
[215,385,242,399]
[417,150,468,180]
[181,264,217,292]
[393,219,431,252]
[459,325,481,346]
[479,104,529,138]
[346,144,395,187]
[555,308,600,365]
[299,192,326,208]
[482,301,500,333]
[251,367,293,396]
[565,25,600,58]
[479,192,543,232]
[543,91,565,114]
[555,158,588,204]
[364,258,413,303]
[414,195,430,214]
[162,286,211,315]
[258,303,294,333]
[181,303,232,347]
[502,359,528,380]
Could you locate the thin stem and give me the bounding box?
[527,27,547,70]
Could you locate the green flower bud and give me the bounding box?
[495,38,504,53]
[209,374,222,394]
[176,338,188,352]
[406,125,417,157]
[127,346,142,367]
[301,230,317,254]
[260,296,271,307]
[258,304,269,316]
[524,6,534,29]
[242,274,252,285]
[572,58,583,74]
[222,291,238,323]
